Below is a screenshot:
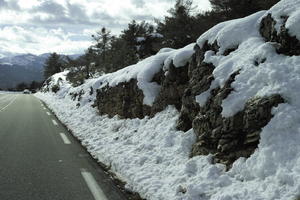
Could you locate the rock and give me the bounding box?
[92,17,289,169]
[184,41,285,168]
[260,14,300,56]
[191,91,284,168]
[95,79,151,119]
[151,61,189,116]
[177,43,216,131]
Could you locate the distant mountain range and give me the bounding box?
[0,53,80,89]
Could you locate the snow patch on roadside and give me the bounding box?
[35,0,300,199]
[36,89,300,200]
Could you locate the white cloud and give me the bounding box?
[0,26,92,55]
[0,0,211,55]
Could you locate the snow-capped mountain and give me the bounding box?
[0,53,48,68]
[0,53,81,89]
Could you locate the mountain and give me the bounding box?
[0,53,81,89]
[0,54,46,89]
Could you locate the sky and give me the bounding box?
[0,0,211,56]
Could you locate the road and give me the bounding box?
[0,93,128,200]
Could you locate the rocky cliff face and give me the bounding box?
[94,8,300,167]
[95,79,151,119]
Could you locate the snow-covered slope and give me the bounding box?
[36,0,300,199]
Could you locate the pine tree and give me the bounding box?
[156,0,197,48]
[92,27,112,70]
[209,0,280,20]
[43,53,63,79]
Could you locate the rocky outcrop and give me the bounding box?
[151,62,189,116]
[95,61,191,119]
[93,10,291,168]
[260,14,300,56]
[191,91,284,168]
[95,79,151,119]
[177,42,218,132]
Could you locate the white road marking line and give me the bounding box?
[80,169,108,200]
[0,95,18,112]
[52,119,58,126]
[46,112,51,116]
[43,107,46,110]
[59,133,71,144]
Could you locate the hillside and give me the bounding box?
[36,0,300,199]
[0,54,47,89]
[0,53,80,89]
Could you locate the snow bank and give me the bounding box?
[0,91,18,94]
[52,44,194,106]
[36,92,200,200]
[36,0,300,199]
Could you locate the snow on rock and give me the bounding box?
[36,0,300,199]
[197,11,265,54]
[266,0,300,40]
[195,0,300,117]
[164,43,195,70]
[46,44,194,107]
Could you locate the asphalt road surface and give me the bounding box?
[0,93,128,200]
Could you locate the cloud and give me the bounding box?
[33,0,65,15]
[0,0,211,55]
[0,25,92,55]
[0,0,20,10]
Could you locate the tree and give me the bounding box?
[156,0,198,48]
[16,82,28,91]
[120,20,155,61]
[209,0,280,20]
[43,53,63,79]
[83,47,97,78]
[92,27,113,70]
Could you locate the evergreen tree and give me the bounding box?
[84,47,97,78]
[156,0,197,48]
[16,82,28,91]
[92,27,113,71]
[43,53,63,79]
[209,0,280,20]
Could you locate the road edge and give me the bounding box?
[39,99,145,200]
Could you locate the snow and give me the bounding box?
[36,0,300,199]
[150,33,163,38]
[35,87,300,200]
[0,91,15,94]
[265,0,300,40]
[0,53,39,66]
[195,1,300,117]
[197,11,265,54]
[163,43,195,69]
[49,45,194,106]
[36,92,200,199]
[136,37,146,42]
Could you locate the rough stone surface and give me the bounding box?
[260,14,300,56]
[95,79,151,119]
[151,62,189,116]
[192,88,284,168]
[177,43,217,132]
[92,13,292,167]
[177,40,284,168]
